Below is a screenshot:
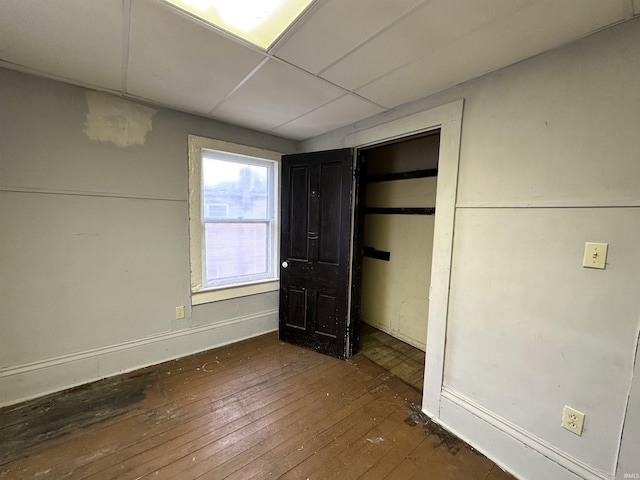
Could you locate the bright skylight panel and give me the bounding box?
[163,0,315,50]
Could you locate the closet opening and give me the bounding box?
[353,130,441,392]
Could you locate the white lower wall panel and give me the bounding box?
[0,309,278,407]
[433,394,587,480]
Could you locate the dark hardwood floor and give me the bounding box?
[0,332,515,479]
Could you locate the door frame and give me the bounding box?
[345,99,464,419]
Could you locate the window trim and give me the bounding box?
[188,135,281,305]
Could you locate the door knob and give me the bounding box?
[282,261,289,268]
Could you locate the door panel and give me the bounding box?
[318,163,342,264]
[316,294,338,337]
[288,166,309,260]
[279,148,353,359]
[286,287,307,329]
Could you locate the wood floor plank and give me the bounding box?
[318,407,419,480]
[83,354,341,479]
[406,443,494,480]
[356,412,430,480]
[234,383,409,480]
[156,363,391,479]
[486,464,518,480]
[0,331,515,480]
[383,435,442,480]
[1,337,320,479]
[257,368,420,480]
[310,406,410,480]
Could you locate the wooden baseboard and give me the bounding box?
[0,309,278,407]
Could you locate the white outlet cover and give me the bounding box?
[562,405,585,436]
[583,242,608,269]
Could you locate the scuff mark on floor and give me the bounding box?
[404,403,464,455]
[0,370,156,466]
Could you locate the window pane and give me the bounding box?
[204,223,269,284]
[202,158,269,219]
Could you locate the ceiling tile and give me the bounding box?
[127,0,265,114]
[0,0,123,90]
[321,0,532,91]
[357,0,626,108]
[272,94,386,140]
[212,59,345,132]
[274,0,422,74]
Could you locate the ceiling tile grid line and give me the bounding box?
[268,92,353,131]
[152,0,272,56]
[353,0,629,105]
[124,0,365,119]
[1,0,637,140]
[273,0,426,75]
[355,0,630,109]
[343,0,540,101]
[266,54,388,110]
[126,0,267,115]
[267,0,331,54]
[314,0,431,78]
[270,94,386,139]
[0,59,125,98]
[267,93,353,132]
[207,58,271,115]
[320,0,540,95]
[208,50,390,126]
[210,58,348,132]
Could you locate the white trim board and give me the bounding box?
[344,99,464,418]
[0,309,278,407]
[441,387,612,480]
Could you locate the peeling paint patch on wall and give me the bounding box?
[84,92,156,147]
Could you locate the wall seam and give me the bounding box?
[0,186,187,202]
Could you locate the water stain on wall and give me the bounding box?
[84,91,156,147]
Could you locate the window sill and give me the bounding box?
[192,280,280,305]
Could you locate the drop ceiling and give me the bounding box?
[0,0,636,140]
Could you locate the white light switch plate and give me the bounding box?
[583,242,608,269]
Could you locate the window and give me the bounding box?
[188,135,280,305]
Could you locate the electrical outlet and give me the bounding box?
[175,305,185,319]
[562,406,585,436]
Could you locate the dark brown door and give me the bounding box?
[279,148,353,359]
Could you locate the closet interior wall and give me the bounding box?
[360,133,440,351]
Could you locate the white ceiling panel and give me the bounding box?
[212,59,345,132]
[0,0,635,141]
[274,0,423,74]
[357,0,627,108]
[127,0,265,114]
[320,0,531,92]
[0,0,123,90]
[272,94,385,139]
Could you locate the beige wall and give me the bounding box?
[361,134,439,349]
[0,68,296,406]
[302,16,640,480]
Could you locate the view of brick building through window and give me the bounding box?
[202,157,271,286]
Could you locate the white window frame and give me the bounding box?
[188,135,281,305]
